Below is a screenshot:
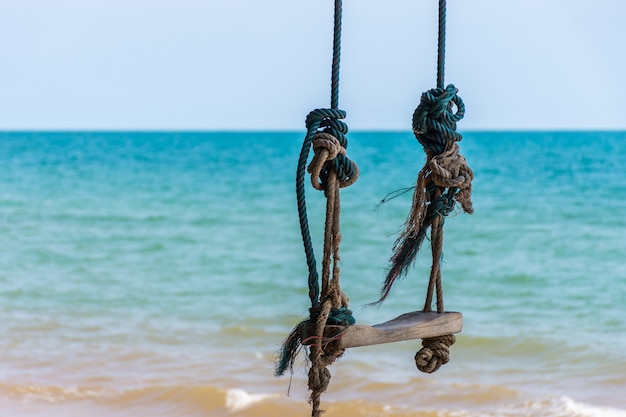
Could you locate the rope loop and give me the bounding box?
[305,108,348,149]
[412,84,465,154]
[414,334,456,374]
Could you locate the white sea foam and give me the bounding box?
[561,396,626,417]
[15,384,106,404]
[447,396,626,417]
[224,388,277,411]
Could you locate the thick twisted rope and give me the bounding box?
[399,87,469,372]
[291,125,359,417]
[375,0,471,373]
[276,2,360,415]
[307,156,354,416]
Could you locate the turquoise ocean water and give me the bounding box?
[0,131,625,417]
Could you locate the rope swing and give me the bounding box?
[275,1,359,415]
[276,1,472,415]
[376,0,473,373]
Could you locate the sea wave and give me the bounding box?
[448,397,626,417]
[1,381,624,417]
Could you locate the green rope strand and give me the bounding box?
[331,0,342,110]
[277,0,357,382]
[437,0,446,89]
[296,0,348,308]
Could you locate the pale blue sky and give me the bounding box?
[1,0,624,131]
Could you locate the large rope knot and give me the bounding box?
[414,334,456,374]
[414,83,473,215]
[308,365,331,417]
[305,108,348,151]
[308,366,331,397]
[308,133,345,191]
[305,109,359,191]
[427,142,474,214]
[307,299,346,417]
[412,84,464,155]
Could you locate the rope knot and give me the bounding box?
[306,129,359,191]
[313,133,345,161]
[308,133,344,191]
[412,84,465,155]
[305,108,348,149]
[427,143,474,214]
[308,366,331,394]
[414,334,456,374]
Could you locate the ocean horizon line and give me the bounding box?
[1,128,625,134]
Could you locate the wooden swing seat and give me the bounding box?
[302,311,462,349]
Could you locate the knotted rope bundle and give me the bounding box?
[377,85,473,303]
[414,84,473,213]
[307,113,359,416]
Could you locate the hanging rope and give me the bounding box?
[376,0,473,373]
[275,1,359,415]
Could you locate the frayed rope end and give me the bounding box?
[275,319,306,377]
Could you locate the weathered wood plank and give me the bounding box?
[302,311,462,349]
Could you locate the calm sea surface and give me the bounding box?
[0,131,625,416]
